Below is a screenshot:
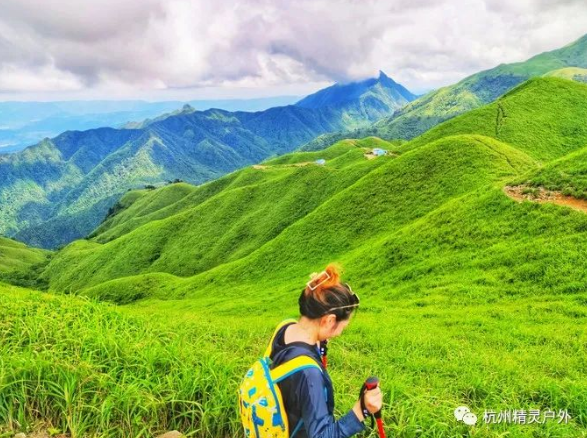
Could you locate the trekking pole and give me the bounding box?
[359,376,386,438]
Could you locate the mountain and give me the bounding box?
[299,33,587,151]
[38,77,587,300]
[0,73,415,249]
[296,71,417,126]
[0,96,301,154]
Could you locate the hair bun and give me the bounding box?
[300,262,354,318]
[306,263,342,295]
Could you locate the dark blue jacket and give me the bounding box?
[269,322,366,438]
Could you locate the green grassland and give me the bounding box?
[365,34,587,142]
[40,77,587,298]
[0,236,51,288]
[403,78,587,162]
[1,282,585,437]
[508,144,587,200]
[0,237,49,274]
[545,67,587,83]
[2,76,587,437]
[0,283,245,438]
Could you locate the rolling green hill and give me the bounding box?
[40,138,401,294]
[4,75,587,438]
[511,143,587,200]
[299,33,587,151]
[40,131,537,297]
[403,77,587,162]
[40,76,587,298]
[0,236,49,274]
[0,74,415,250]
[544,67,587,83]
[0,236,51,289]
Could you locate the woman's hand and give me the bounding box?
[364,386,383,414]
[352,387,383,422]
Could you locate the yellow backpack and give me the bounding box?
[238,318,323,438]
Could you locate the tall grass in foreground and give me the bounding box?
[0,285,247,438]
[2,283,586,437]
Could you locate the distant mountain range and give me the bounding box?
[300,33,587,151]
[0,72,415,249]
[0,97,301,154]
[3,33,586,251]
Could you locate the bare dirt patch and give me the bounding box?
[504,185,587,213]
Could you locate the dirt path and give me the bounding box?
[504,185,587,213]
[253,162,314,170]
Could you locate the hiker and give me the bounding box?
[238,263,383,437]
[272,263,382,437]
[239,262,383,438]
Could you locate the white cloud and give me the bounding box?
[0,0,585,99]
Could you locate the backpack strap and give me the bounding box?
[270,355,323,383]
[263,318,298,358]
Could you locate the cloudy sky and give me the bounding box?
[0,0,586,101]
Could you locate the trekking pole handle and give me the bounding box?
[362,377,382,418]
[360,376,386,438]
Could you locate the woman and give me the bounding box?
[269,263,383,438]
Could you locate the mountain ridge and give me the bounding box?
[0,72,415,249]
[296,70,416,109]
[298,33,587,152]
[367,32,587,141]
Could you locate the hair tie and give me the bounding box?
[307,270,331,291]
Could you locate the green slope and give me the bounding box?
[0,236,51,290]
[363,33,587,143]
[40,138,400,292]
[403,77,587,162]
[0,236,49,274]
[0,282,243,437]
[92,139,393,243]
[347,184,587,297]
[511,144,587,200]
[4,271,586,437]
[545,67,587,83]
[40,77,587,302]
[41,133,535,297]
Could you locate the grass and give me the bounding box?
[0,236,51,289]
[367,33,587,142]
[404,78,587,162]
[40,139,395,292]
[3,76,587,437]
[545,67,587,83]
[510,145,587,199]
[0,283,248,438]
[0,237,49,274]
[1,283,585,438]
